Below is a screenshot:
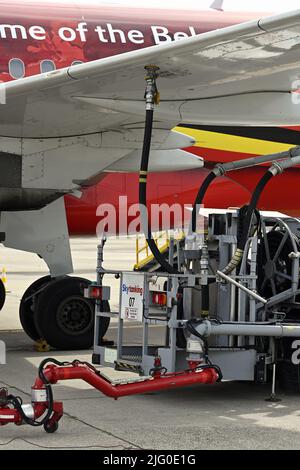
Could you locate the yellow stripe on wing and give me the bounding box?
[175,126,292,155]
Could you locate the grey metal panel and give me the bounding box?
[95,345,115,368]
[0,198,73,276]
[0,188,64,211]
[208,349,257,381]
[0,152,21,188]
[174,349,257,381]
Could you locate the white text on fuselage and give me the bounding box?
[0,23,197,45]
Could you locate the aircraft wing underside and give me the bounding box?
[1,8,300,142]
[0,9,300,195]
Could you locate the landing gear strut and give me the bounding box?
[20,277,110,350]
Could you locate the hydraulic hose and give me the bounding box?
[139,67,179,274]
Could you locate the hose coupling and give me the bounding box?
[270,161,284,176]
[213,164,226,177]
[144,65,160,110]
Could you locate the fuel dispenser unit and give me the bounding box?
[2,67,300,433]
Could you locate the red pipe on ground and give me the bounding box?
[0,397,62,427]
[0,408,21,425]
[43,364,219,398]
[0,363,219,429]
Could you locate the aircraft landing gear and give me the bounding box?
[19,275,52,341]
[20,276,110,350]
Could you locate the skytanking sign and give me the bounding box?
[120,273,144,322]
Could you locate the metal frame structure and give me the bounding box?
[92,211,300,383]
[4,63,300,431]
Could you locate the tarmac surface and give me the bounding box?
[1,238,300,450]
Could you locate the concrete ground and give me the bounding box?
[1,238,300,450]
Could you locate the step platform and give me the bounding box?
[98,367,153,386]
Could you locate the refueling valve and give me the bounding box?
[144,65,160,109]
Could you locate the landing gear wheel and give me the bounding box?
[0,279,6,312]
[44,421,59,434]
[19,276,52,341]
[34,277,110,350]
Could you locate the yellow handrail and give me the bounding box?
[134,231,185,270]
[135,232,169,270]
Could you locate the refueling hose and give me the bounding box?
[191,172,217,233]
[223,155,300,275]
[139,67,300,278]
[189,147,300,275]
[222,170,273,275]
[190,146,300,242]
[139,66,179,274]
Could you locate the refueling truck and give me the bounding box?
[2,67,300,433]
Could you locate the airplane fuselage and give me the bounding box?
[2,1,300,233]
[0,4,258,81]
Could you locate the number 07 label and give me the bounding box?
[120,273,145,322]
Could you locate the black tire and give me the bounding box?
[44,421,59,434]
[34,277,109,350]
[0,279,6,312]
[19,276,52,341]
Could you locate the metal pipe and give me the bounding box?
[271,363,276,396]
[216,270,267,304]
[195,320,300,338]
[229,243,237,348]
[271,154,300,173]
[215,146,300,175]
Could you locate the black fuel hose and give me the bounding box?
[191,172,217,233]
[139,107,179,274]
[237,170,273,251]
[223,169,274,275]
